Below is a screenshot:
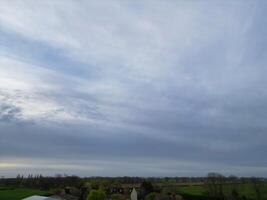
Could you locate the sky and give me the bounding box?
[0,0,267,178]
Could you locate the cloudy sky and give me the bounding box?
[0,0,267,177]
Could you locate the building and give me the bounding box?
[22,195,58,200]
[109,187,124,194]
[131,188,138,200]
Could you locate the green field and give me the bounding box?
[0,188,50,200]
[177,185,206,196]
[177,183,267,199]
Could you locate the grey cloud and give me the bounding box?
[0,102,21,123]
[1,122,266,170]
[0,0,266,177]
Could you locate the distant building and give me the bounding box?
[109,187,124,194]
[22,195,58,200]
[131,188,138,200]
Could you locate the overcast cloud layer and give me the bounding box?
[0,0,267,177]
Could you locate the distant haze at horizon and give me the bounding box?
[0,0,267,178]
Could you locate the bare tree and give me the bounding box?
[206,172,226,200]
[251,178,264,200]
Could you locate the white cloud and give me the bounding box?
[0,55,78,123]
[0,0,252,81]
[0,54,135,126]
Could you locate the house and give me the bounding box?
[109,187,124,194]
[22,195,58,200]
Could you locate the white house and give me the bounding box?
[22,195,58,200]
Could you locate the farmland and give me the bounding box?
[176,183,267,199]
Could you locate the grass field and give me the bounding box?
[0,188,50,200]
[177,183,267,199]
[177,185,206,196]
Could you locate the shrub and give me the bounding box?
[87,189,106,200]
